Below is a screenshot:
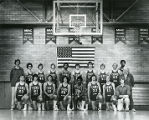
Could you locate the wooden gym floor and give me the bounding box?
[0,110,149,120]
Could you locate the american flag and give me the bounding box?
[57,47,95,67]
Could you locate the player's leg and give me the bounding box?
[96,94,103,110]
[67,96,72,111]
[59,96,66,110]
[117,99,124,111]
[22,94,29,111]
[16,96,22,110]
[111,95,117,111]
[53,95,58,110]
[124,97,130,111]
[11,87,15,110]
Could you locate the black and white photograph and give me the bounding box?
[0,0,149,120]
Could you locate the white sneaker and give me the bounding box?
[67,107,73,111]
[54,105,59,111]
[132,108,136,112]
[22,104,27,111]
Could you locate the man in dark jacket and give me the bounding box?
[10,59,24,110]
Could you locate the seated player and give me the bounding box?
[115,78,131,112]
[98,63,107,94]
[73,76,85,110]
[15,75,29,110]
[43,75,58,111]
[29,74,42,111]
[103,75,116,111]
[37,63,45,111]
[88,75,102,111]
[110,63,120,87]
[57,76,72,111]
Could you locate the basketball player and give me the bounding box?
[88,75,102,110]
[98,63,107,94]
[44,75,58,111]
[57,76,72,111]
[29,74,42,111]
[86,62,95,86]
[59,63,71,83]
[103,75,116,111]
[72,64,83,85]
[73,76,84,110]
[123,68,136,112]
[115,78,130,112]
[37,63,45,110]
[25,63,34,85]
[110,63,120,87]
[48,63,58,89]
[118,60,126,74]
[10,59,24,110]
[15,75,29,110]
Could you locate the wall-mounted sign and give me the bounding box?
[45,27,56,44]
[139,28,149,44]
[23,28,33,44]
[115,28,126,44]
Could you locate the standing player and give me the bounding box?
[88,75,102,110]
[15,75,29,110]
[59,63,71,83]
[37,63,45,110]
[98,63,107,94]
[10,59,24,110]
[115,78,131,112]
[118,60,126,74]
[103,75,116,111]
[110,63,120,87]
[72,64,83,85]
[25,63,34,85]
[48,63,58,89]
[44,75,58,111]
[73,76,84,110]
[29,74,42,111]
[57,76,72,111]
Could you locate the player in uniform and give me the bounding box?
[29,74,42,111]
[118,60,126,75]
[37,63,45,110]
[57,76,72,111]
[88,75,102,110]
[110,63,120,87]
[48,63,58,90]
[15,75,29,110]
[72,64,83,85]
[25,63,34,85]
[103,75,116,111]
[44,75,58,111]
[98,63,107,94]
[73,76,85,110]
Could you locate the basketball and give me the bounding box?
[96,94,103,102]
[21,94,29,101]
[37,96,43,102]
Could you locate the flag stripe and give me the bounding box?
[57,47,95,67]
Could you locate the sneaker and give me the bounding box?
[67,107,73,111]
[132,108,136,112]
[54,105,59,111]
[22,105,27,111]
[10,108,14,111]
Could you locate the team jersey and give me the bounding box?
[25,69,33,84]
[86,70,95,85]
[59,70,71,83]
[37,70,45,83]
[59,84,68,97]
[99,71,107,85]
[16,83,27,97]
[45,83,54,94]
[73,70,82,81]
[90,83,100,96]
[31,83,40,96]
[104,83,114,96]
[74,84,84,97]
[49,70,57,81]
[110,70,120,87]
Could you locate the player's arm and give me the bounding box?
[57,83,62,97]
[66,84,71,97]
[25,83,29,95]
[88,83,91,102]
[43,82,49,97]
[39,83,42,97]
[97,82,101,95]
[112,83,116,95]
[53,83,56,95]
[103,84,106,102]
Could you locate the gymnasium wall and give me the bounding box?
[0,0,149,108]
